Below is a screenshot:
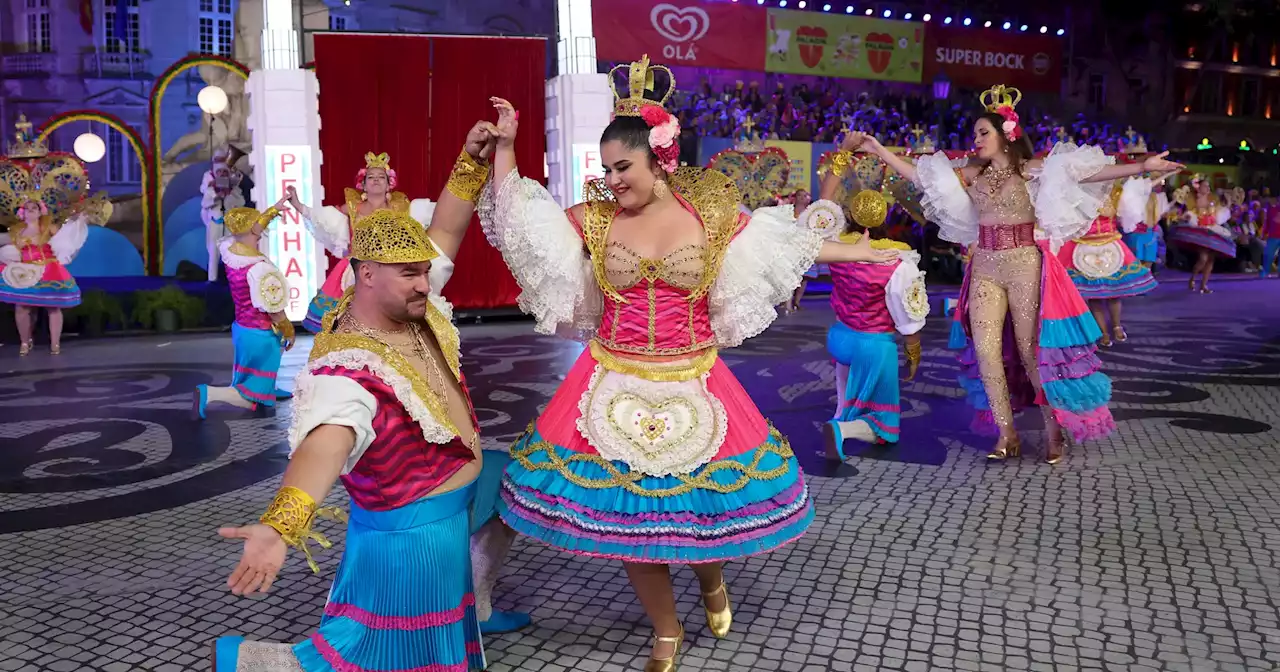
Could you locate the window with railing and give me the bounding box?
[24,0,52,54]
[104,0,141,54]
[199,0,234,57]
[106,127,143,184]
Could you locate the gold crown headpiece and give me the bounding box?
[364,152,392,171]
[350,209,438,264]
[224,207,277,235]
[980,85,1022,112]
[609,55,676,118]
[849,189,889,229]
[1121,127,1148,155]
[8,114,49,159]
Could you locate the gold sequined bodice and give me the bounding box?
[967,170,1036,226]
[603,242,707,291]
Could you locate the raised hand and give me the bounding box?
[490,97,518,147]
[285,186,302,210]
[1143,151,1185,175]
[840,130,866,152]
[464,120,495,160]
[218,523,288,596]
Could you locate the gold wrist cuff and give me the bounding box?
[829,150,854,177]
[273,318,295,342]
[259,485,347,573]
[257,206,281,228]
[445,150,491,203]
[905,341,922,365]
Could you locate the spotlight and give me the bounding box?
[823,3,831,9]
[1020,24,1028,31]
[865,8,872,15]
[963,17,971,25]
[846,5,853,13]
[778,0,786,6]
[904,12,912,20]
[922,13,931,21]
[1002,21,1011,29]
[984,20,992,27]
[883,9,891,18]
[943,16,952,24]
[1057,28,1065,35]
[1040,26,1047,33]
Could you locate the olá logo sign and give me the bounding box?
[649,3,710,62]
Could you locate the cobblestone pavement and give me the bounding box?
[1,277,1279,672]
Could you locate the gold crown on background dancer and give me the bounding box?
[1121,126,1147,154]
[350,209,438,264]
[8,114,49,159]
[609,55,676,117]
[980,85,1022,112]
[850,189,889,229]
[364,152,392,170]
[225,207,274,234]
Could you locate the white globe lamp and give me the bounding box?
[198,85,229,115]
[74,132,107,163]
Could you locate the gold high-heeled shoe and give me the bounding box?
[702,582,733,639]
[1112,325,1127,343]
[1045,427,1067,465]
[986,433,1021,461]
[18,340,32,357]
[644,625,684,672]
[50,344,61,355]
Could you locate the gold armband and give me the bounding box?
[829,150,854,177]
[259,486,348,573]
[258,206,281,228]
[445,150,491,203]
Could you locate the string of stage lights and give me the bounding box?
[732,0,1067,36]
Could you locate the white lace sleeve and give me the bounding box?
[797,199,847,241]
[301,205,351,257]
[1216,206,1230,226]
[0,245,19,264]
[49,214,89,264]
[914,152,979,245]
[287,374,374,474]
[246,261,289,314]
[1027,142,1115,245]
[477,170,600,338]
[1154,192,1171,221]
[1117,178,1154,234]
[710,205,823,347]
[885,253,928,336]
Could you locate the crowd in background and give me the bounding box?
[671,78,1154,154]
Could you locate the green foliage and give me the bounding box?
[68,289,126,327]
[131,285,206,330]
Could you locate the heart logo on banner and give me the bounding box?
[650,4,710,43]
[865,32,894,73]
[797,25,828,68]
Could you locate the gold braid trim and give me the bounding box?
[445,151,491,203]
[511,424,795,497]
[258,486,348,574]
[589,340,717,382]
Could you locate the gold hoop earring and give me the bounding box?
[653,179,670,201]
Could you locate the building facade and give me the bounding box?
[1,0,553,245]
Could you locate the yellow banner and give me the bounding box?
[1178,164,1239,190]
[766,9,923,82]
[767,140,813,194]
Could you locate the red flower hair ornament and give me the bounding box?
[995,105,1022,141]
[640,105,681,174]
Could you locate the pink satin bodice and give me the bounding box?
[1079,215,1121,241]
[17,242,56,264]
[595,242,716,356]
[226,263,274,330]
[829,260,899,333]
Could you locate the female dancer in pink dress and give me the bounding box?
[853,84,1182,462]
[0,195,90,356]
[478,57,895,670]
[1168,175,1234,294]
[291,153,450,332]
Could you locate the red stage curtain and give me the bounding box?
[427,37,546,310]
[313,33,547,310]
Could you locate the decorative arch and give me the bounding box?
[146,54,250,275]
[37,109,152,246]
